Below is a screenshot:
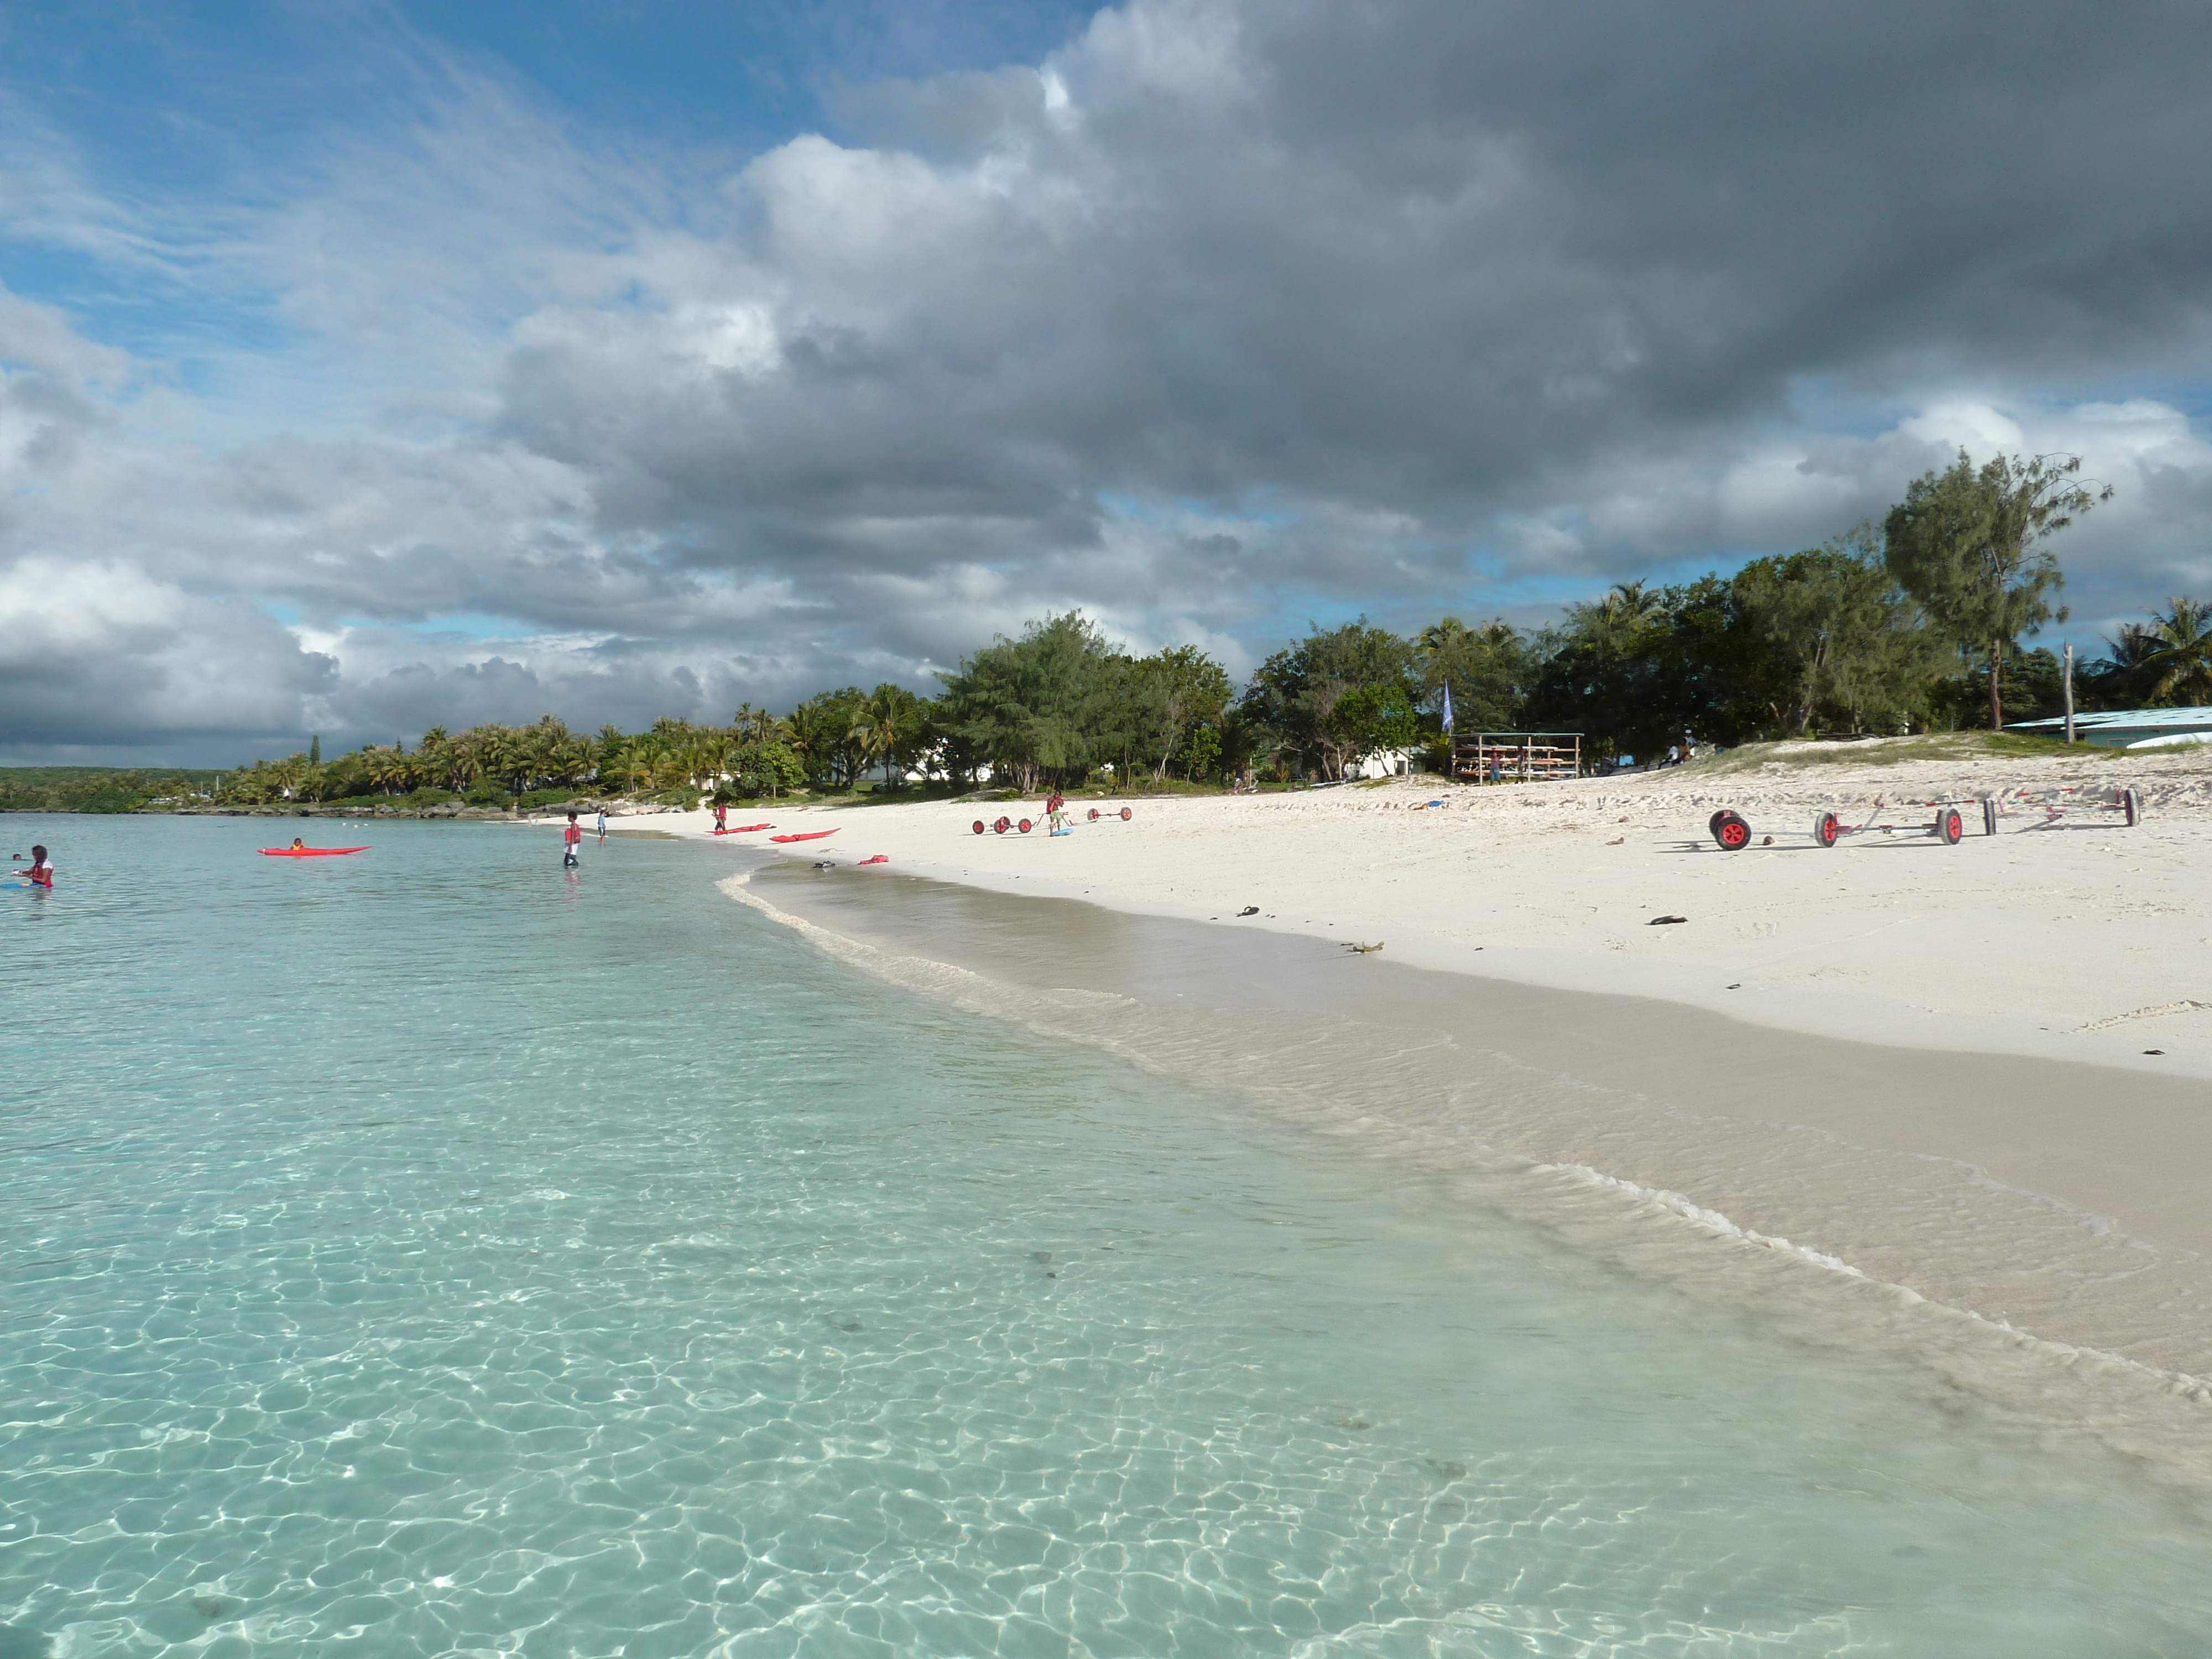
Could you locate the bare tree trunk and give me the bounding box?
[2062,642,2075,743]
[1987,639,2005,731]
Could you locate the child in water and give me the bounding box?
[23,844,53,887]
[563,812,582,867]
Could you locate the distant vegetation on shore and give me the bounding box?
[0,768,226,815]
[16,449,2212,812]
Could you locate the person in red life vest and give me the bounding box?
[24,844,53,888]
[562,812,582,868]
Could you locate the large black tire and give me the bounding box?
[1119,807,1133,820]
[1937,807,1963,846]
[1980,798,1999,837]
[1708,809,1729,838]
[972,819,987,836]
[1813,811,1840,849]
[1018,818,1034,833]
[2124,787,2142,827]
[1712,810,1752,851]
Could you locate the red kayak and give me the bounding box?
[711,825,771,834]
[259,847,369,857]
[768,829,838,843]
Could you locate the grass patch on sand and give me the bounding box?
[1691,731,2108,776]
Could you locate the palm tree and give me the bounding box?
[362,746,412,795]
[2147,596,2212,706]
[733,703,788,747]
[477,728,524,801]
[446,737,484,796]
[1417,618,1477,692]
[849,685,921,786]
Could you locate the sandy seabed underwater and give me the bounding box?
[3,815,2209,1657]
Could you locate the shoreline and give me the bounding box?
[651,743,2212,1076]
[713,855,2212,1480]
[523,744,2212,1406]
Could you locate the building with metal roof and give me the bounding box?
[2007,707,2212,749]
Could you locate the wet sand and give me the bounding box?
[722,858,2212,1477]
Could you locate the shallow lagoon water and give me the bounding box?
[3,815,2209,1656]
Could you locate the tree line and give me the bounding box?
[205,447,2212,805]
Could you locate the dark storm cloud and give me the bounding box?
[9,0,2212,758]
[498,0,2212,613]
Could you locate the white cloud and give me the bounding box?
[9,0,2212,758]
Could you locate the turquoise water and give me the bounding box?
[3,816,2209,1658]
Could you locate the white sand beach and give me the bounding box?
[637,738,2212,1407]
[672,739,2212,1079]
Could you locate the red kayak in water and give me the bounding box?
[768,830,838,843]
[259,847,370,857]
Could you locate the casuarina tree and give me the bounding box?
[1882,451,2110,729]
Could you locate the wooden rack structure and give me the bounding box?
[1452,731,1584,782]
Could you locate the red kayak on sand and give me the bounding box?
[768,829,838,843]
[259,847,369,857]
[711,825,771,834]
[857,854,889,865]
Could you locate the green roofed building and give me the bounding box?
[2008,707,2212,749]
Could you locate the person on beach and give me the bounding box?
[23,844,53,888]
[563,812,582,868]
[714,801,728,833]
[1046,788,1067,833]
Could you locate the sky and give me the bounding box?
[3,0,2211,765]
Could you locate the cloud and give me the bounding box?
[0,556,335,757]
[7,0,2212,759]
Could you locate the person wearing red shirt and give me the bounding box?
[562,813,582,868]
[24,844,53,888]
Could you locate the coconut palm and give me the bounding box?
[849,685,923,786]
[477,728,525,800]
[2146,596,2212,706]
[733,703,789,747]
[362,745,414,795]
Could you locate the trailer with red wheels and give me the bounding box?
[972,813,1039,834]
[1976,785,2143,836]
[1709,800,1966,852]
[1085,806,1134,822]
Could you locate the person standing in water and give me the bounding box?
[23,844,53,888]
[562,812,583,868]
[596,809,607,843]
